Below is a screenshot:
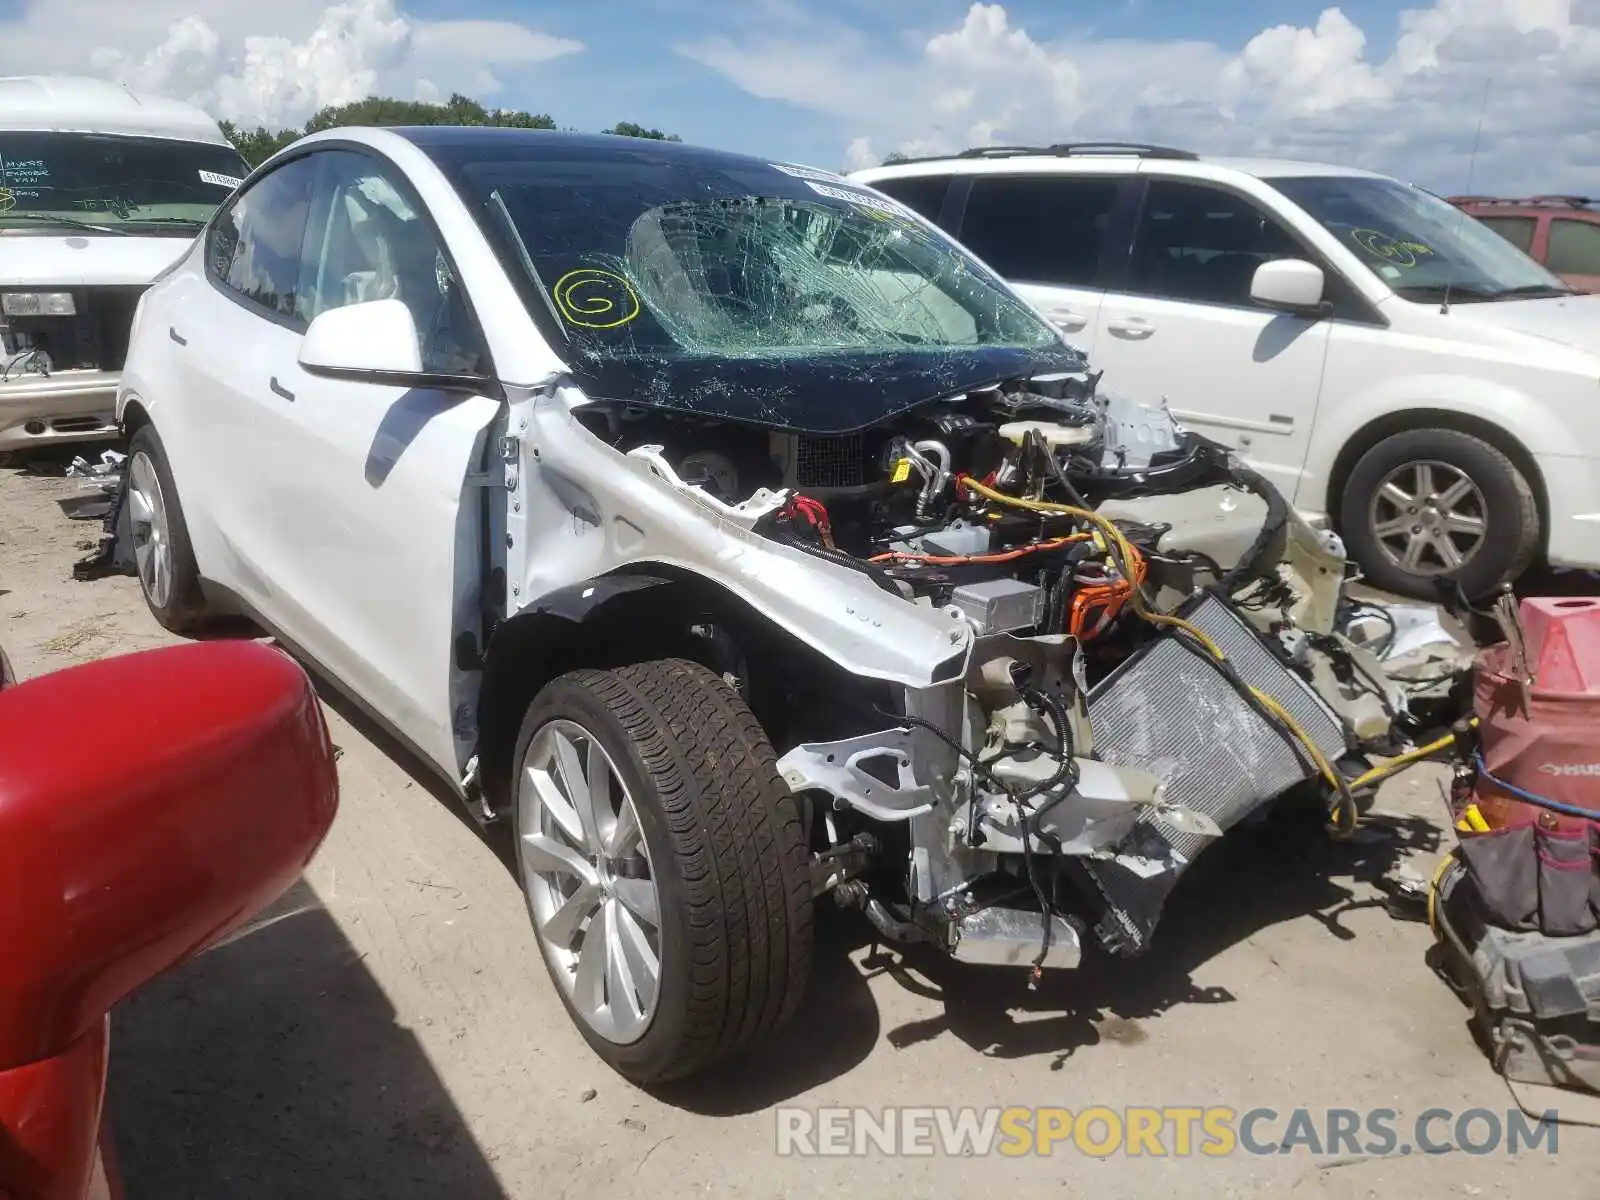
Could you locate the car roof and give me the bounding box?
[391,126,804,177]
[855,151,1388,185]
[0,75,229,145]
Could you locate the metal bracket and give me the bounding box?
[777,728,934,822]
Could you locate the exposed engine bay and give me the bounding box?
[573,369,1473,979]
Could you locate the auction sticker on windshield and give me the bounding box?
[198,169,243,189]
[804,180,908,217]
[770,162,846,184]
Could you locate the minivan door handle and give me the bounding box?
[1106,318,1155,340]
[1044,308,1088,332]
[168,326,187,346]
[269,376,295,402]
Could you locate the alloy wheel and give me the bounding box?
[127,450,173,610]
[1367,459,1487,577]
[517,718,662,1045]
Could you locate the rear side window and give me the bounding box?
[1546,218,1600,276]
[957,176,1120,287]
[1474,215,1536,255]
[867,174,950,224]
[206,155,319,327]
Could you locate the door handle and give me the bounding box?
[168,326,187,346]
[1045,308,1088,332]
[1106,318,1155,340]
[269,376,295,402]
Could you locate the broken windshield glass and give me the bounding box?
[429,138,1083,432]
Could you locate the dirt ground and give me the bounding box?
[4,453,1598,1199]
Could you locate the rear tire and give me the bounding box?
[1339,428,1538,600]
[126,425,208,632]
[511,658,813,1084]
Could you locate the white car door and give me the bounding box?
[238,147,501,777]
[163,155,322,595]
[952,174,1127,356]
[1090,177,1333,499]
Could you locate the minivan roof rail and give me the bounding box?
[954,142,1199,161]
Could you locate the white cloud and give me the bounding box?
[4,0,582,129]
[682,0,1600,192]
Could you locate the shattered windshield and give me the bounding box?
[1270,175,1573,302]
[431,139,1080,431]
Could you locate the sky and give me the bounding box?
[5,0,1600,194]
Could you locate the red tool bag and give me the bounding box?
[1460,598,1600,936]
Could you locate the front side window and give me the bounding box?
[206,156,319,325]
[1270,175,1570,302]
[1474,215,1537,255]
[959,176,1120,288]
[1128,180,1304,307]
[0,133,247,235]
[299,151,485,374]
[1545,218,1600,278]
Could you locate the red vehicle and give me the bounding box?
[0,640,339,1199]
[1449,194,1600,292]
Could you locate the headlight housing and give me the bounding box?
[1,292,75,317]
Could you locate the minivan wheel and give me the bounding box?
[126,425,208,632]
[1340,428,1538,601]
[511,658,813,1084]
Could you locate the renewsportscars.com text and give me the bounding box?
[775,1105,1560,1159]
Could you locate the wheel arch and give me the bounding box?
[475,566,897,821]
[1327,408,1549,555]
[119,395,152,438]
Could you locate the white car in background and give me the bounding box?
[853,145,1600,598]
[0,75,247,452]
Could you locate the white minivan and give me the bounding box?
[0,75,247,452]
[852,145,1600,598]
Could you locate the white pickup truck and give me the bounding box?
[116,126,1460,1084]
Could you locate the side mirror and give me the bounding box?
[0,640,339,1071]
[299,297,424,377]
[298,298,497,394]
[1250,258,1329,315]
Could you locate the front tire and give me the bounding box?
[126,425,208,632]
[1340,428,1538,600]
[511,659,813,1084]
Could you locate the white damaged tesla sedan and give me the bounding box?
[115,127,1466,1082]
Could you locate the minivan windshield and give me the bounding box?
[0,132,248,235]
[430,138,1078,432]
[1270,175,1573,302]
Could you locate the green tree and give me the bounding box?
[222,93,567,167]
[882,151,910,165]
[302,93,557,134]
[217,120,300,168]
[602,121,681,142]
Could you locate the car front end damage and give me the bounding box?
[501,364,1472,981]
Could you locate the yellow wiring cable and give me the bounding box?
[1348,718,1479,792]
[959,474,1357,833]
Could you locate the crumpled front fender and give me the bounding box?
[508,385,972,689]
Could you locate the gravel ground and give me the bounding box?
[3,453,1597,1198]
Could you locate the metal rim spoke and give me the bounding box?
[542,880,604,947]
[612,877,659,928]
